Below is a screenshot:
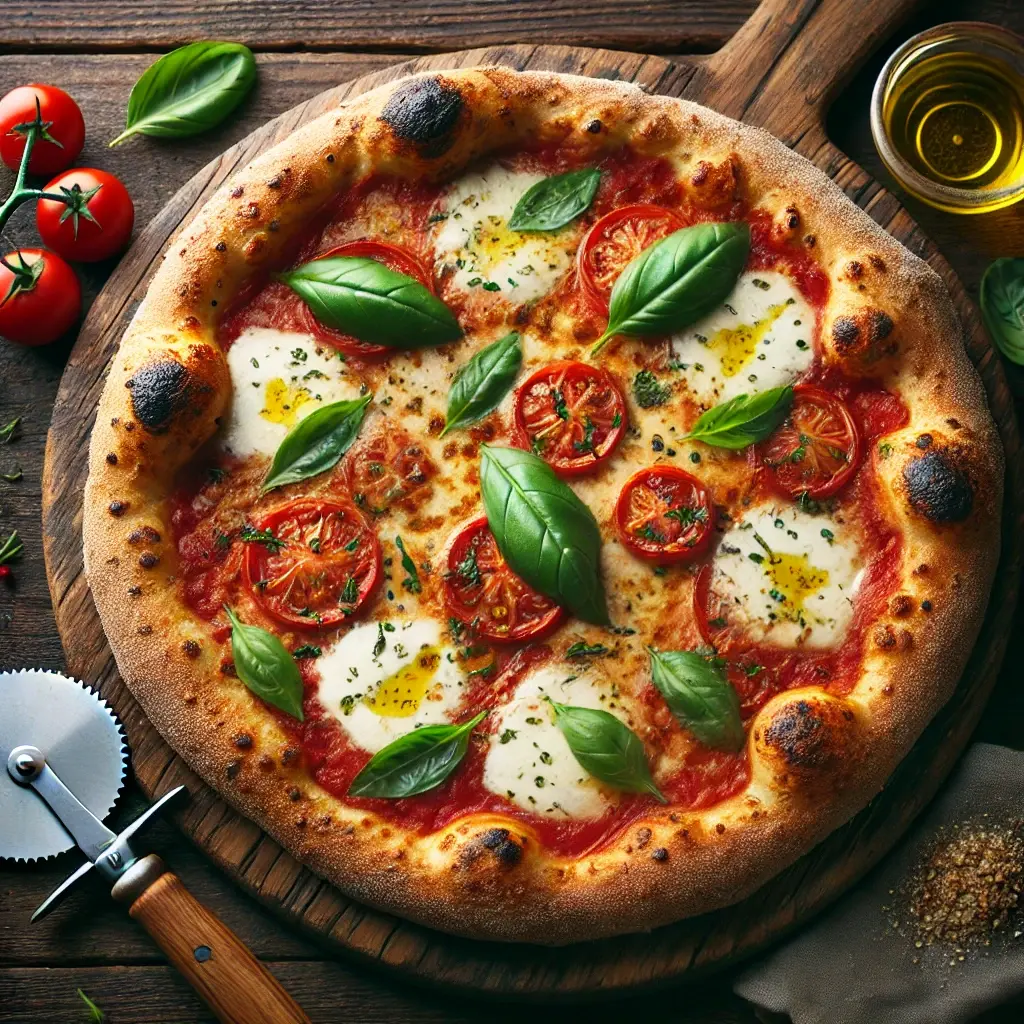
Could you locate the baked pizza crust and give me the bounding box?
[83,67,1003,943]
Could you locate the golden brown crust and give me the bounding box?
[83,67,1002,943]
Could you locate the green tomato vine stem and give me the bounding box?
[0,100,71,242]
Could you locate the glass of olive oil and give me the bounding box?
[871,22,1024,213]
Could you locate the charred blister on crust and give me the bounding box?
[902,447,974,523]
[687,154,742,211]
[756,695,857,790]
[457,827,525,871]
[380,77,464,157]
[828,306,897,370]
[126,359,202,434]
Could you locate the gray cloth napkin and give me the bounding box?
[734,743,1024,1024]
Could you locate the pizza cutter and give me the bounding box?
[0,668,311,1024]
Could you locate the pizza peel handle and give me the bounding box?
[119,855,310,1024]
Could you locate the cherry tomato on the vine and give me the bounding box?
[301,240,434,359]
[0,85,85,176]
[36,168,135,263]
[0,248,80,346]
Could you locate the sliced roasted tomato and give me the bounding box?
[301,240,434,359]
[513,361,627,476]
[444,517,564,643]
[344,426,435,515]
[616,466,714,563]
[577,204,686,314]
[243,499,381,628]
[760,385,860,499]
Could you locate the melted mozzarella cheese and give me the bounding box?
[671,271,813,404]
[431,166,578,303]
[222,327,360,457]
[710,504,864,648]
[317,619,465,753]
[482,667,624,819]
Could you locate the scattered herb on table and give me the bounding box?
[77,989,104,1022]
[0,529,22,582]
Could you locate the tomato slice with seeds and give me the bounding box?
[444,517,564,643]
[300,240,434,359]
[577,204,686,314]
[344,426,435,515]
[615,466,714,563]
[760,385,860,499]
[513,361,627,476]
[243,499,381,629]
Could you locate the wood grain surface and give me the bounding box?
[3,0,1024,1020]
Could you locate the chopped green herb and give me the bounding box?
[340,576,358,604]
[395,535,421,594]
[373,622,387,658]
[499,728,517,744]
[454,544,481,586]
[293,644,322,659]
[239,524,285,552]
[879,441,894,460]
[820,527,835,545]
[566,641,609,659]
[632,369,671,409]
[665,505,708,526]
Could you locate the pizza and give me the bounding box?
[83,67,1003,944]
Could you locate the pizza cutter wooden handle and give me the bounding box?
[115,854,310,1024]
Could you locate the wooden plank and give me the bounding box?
[0,965,756,1024]
[0,0,755,54]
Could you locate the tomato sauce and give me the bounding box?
[168,147,910,857]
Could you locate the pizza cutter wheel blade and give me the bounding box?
[0,668,310,1024]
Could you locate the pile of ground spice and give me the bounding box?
[903,815,1024,953]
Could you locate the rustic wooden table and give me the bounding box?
[1,2,1023,1021]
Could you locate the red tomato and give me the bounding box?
[760,385,860,499]
[444,517,564,643]
[615,466,714,564]
[0,248,80,346]
[513,361,627,476]
[243,499,381,629]
[577,204,685,314]
[0,85,85,176]
[343,427,435,514]
[301,240,434,359]
[36,168,135,263]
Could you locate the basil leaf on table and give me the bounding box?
[981,257,1024,365]
[685,385,794,450]
[110,41,257,146]
[592,221,750,355]
[261,394,371,492]
[279,256,461,349]
[508,168,602,232]
[548,700,666,801]
[441,331,522,437]
[348,711,487,798]
[479,445,608,625]
[647,647,744,752]
[223,606,304,721]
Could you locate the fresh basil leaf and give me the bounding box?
[110,41,257,146]
[279,257,461,349]
[548,700,665,801]
[261,394,371,492]
[685,385,794,450]
[348,711,486,798]
[224,606,304,721]
[479,445,608,625]
[593,222,750,355]
[508,168,602,232]
[981,257,1024,366]
[647,647,743,751]
[441,331,522,437]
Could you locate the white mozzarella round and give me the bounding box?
[709,504,864,648]
[431,166,578,303]
[482,666,624,819]
[317,619,465,753]
[221,327,361,457]
[671,271,814,404]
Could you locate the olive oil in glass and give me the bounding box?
[872,24,1024,213]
